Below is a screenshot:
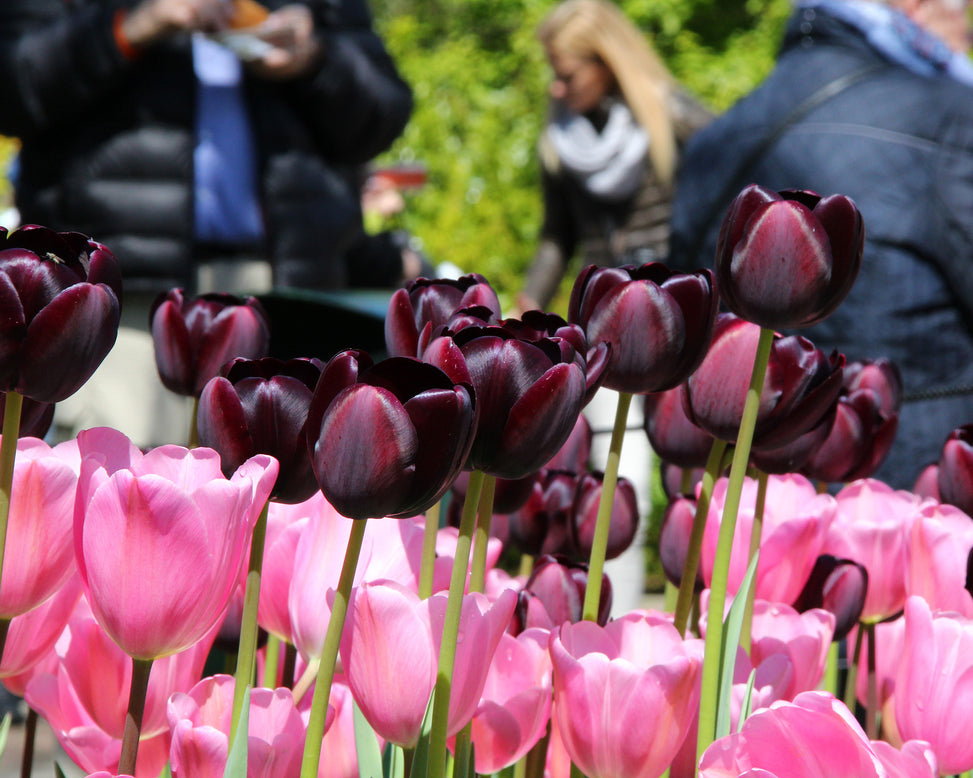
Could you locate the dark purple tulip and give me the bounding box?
[685,314,845,449]
[197,357,323,504]
[659,495,704,593]
[507,470,579,558]
[660,461,705,499]
[644,384,714,469]
[800,359,902,483]
[306,351,476,520]
[571,471,639,561]
[0,225,121,403]
[568,263,717,394]
[150,288,271,398]
[793,555,868,641]
[385,274,501,358]
[0,391,55,439]
[938,425,973,517]
[750,409,835,475]
[715,184,864,329]
[424,315,603,479]
[544,413,592,472]
[511,554,611,633]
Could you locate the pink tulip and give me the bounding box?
[0,573,81,686]
[258,494,315,643]
[699,691,888,777]
[824,479,922,622]
[701,473,835,605]
[749,600,835,700]
[0,436,80,618]
[340,581,517,747]
[73,427,277,660]
[462,628,552,773]
[895,596,973,775]
[288,497,424,660]
[168,674,316,778]
[870,740,938,778]
[550,612,700,778]
[25,596,213,765]
[906,501,973,616]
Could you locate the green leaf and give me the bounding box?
[0,711,11,759]
[383,743,406,778]
[53,764,67,778]
[715,550,760,740]
[410,689,436,778]
[224,686,251,778]
[737,668,758,731]
[354,702,385,778]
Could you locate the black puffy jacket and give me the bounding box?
[0,0,413,292]
[668,8,973,488]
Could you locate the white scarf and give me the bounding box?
[546,100,648,202]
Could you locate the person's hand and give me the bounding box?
[245,5,322,80]
[121,0,234,48]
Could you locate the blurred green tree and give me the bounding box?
[370,0,791,309]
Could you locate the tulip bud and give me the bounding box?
[686,314,844,449]
[306,351,476,520]
[507,470,579,558]
[512,555,611,632]
[425,315,602,479]
[150,288,270,398]
[715,184,863,329]
[644,384,713,469]
[938,425,973,517]
[568,263,717,394]
[385,274,501,358]
[659,495,704,592]
[0,391,54,439]
[792,554,868,641]
[0,225,121,403]
[571,471,639,561]
[197,357,323,504]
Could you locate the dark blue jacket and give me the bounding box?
[0,0,413,292]
[669,7,973,488]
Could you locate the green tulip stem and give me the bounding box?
[263,634,281,688]
[0,389,22,659]
[189,397,199,449]
[427,469,485,778]
[697,325,773,761]
[865,621,878,739]
[419,500,442,599]
[300,518,368,778]
[739,468,768,654]
[230,499,270,742]
[673,437,728,635]
[582,391,633,622]
[823,641,839,696]
[118,657,154,776]
[519,553,534,578]
[469,474,497,594]
[844,625,864,713]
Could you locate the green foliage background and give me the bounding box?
[370,0,792,309]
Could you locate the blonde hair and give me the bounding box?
[539,0,677,185]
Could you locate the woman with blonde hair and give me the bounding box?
[518,0,711,311]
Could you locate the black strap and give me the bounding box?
[684,62,889,264]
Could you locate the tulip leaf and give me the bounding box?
[0,712,9,759]
[354,702,385,778]
[384,743,406,778]
[716,550,760,740]
[53,764,67,778]
[410,689,437,778]
[454,724,475,778]
[224,685,250,778]
[737,669,758,731]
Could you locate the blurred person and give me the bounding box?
[516,0,712,614]
[0,0,413,446]
[516,0,712,312]
[667,0,973,489]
